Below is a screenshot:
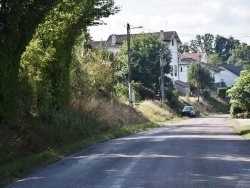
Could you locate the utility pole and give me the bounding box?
[160,49,165,102]
[127,23,133,107]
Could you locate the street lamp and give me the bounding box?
[127,23,143,107]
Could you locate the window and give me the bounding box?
[180,67,183,72]
[170,65,173,76]
[174,65,177,76]
[172,39,174,46]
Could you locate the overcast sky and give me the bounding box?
[89,0,250,44]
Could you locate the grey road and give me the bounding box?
[5,115,250,188]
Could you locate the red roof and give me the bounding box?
[180,52,205,61]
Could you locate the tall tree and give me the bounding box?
[188,62,214,101]
[228,43,250,70]
[178,42,191,54]
[120,33,172,92]
[196,34,215,55]
[186,34,215,54]
[0,0,62,125]
[214,35,239,62]
[208,53,222,66]
[1,0,119,126]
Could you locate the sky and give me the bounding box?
[89,0,250,44]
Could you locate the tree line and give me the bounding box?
[178,33,250,69]
[0,0,120,127]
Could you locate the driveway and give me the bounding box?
[5,115,250,188]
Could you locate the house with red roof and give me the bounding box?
[178,52,224,89]
[88,32,241,96]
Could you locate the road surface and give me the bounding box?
[5,115,250,188]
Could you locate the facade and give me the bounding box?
[105,31,182,72]
[89,31,182,80]
[219,64,243,87]
[179,52,224,89]
[179,52,209,83]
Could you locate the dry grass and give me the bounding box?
[71,96,148,129]
[136,100,175,122]
[179,95,230,115]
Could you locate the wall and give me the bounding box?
[166,37,179,81]
[219,67,239,87]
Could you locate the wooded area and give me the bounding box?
[0,0,119,126]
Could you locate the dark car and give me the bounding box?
[182,106,195,116]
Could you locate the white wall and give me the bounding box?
[107,47,120,53]
[211,70,221,83]
[179,63,189,82]
[166,37,179,81]
[219,67,239,87]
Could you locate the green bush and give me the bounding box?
[166,88,179,107]
[230,103,244,118]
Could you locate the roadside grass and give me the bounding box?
[233,125,250,140]
[0,96,228,187]
[179,94,230,116]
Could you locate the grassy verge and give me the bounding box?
[0,95,227,187]
[0,119,180,187]
[233,125,250,140]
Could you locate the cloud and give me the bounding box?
[89,0,250,44]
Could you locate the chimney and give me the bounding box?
[199,55,201,62]
[111,34,116,45]
[160,30,164,40]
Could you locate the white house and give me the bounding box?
[179,52,209,82]
[104,31,182,74]
[89,30,182,77]
[219,64,243,87]
[179,52,224,88]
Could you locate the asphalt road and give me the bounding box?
[5,115,250,188]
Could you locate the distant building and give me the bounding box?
[87,32,242,95]
[179,52,224,89]
[105,31,182,81]
[219,64,243,87]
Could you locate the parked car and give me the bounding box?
[182,106,195,116]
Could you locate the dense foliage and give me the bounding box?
[0,0,119,126]
[0,0,61,125]
[119,33,172,93]
[228,43,250,70]
[188,62,214,101]
[227,70,250,116]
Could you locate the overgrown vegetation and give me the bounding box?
[1,0,120,126]
[227,70,250,118]
[0,94,230,186]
